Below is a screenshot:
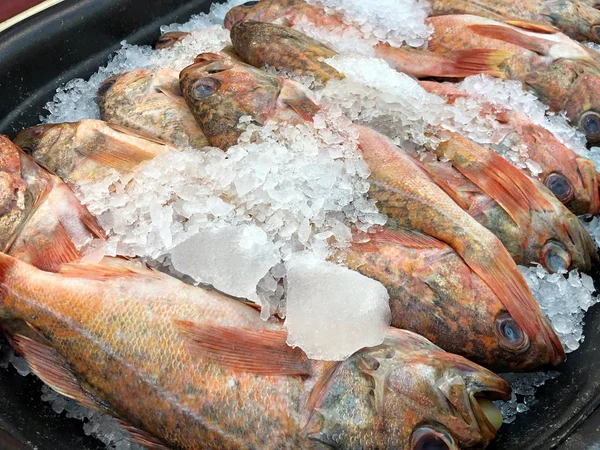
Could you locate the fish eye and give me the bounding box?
[495,313,530,352]
[191,78,221,99]
[243,1,260,5]
[98,78,117,97]
[592,25,600,40]
[544,173,574,203]
[541,240,571,273]
[579,111,600,142]
[411,426,454,450]
[21,146,33,154]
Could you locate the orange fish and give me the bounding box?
[98,69,209,149]
[179,53,565,368]
[0,254,510,449]
[426,0,600,43]
[155,31,190,49]
[13,120,169,186]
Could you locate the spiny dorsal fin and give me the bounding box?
[365,226,446,250]
[174,320,312,376]
[12,335,98,411]
[504,20,557,34]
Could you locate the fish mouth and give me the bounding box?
[180,55,233,80]
[466,374,511,443]
[565,214,599,270]
[224,6,249,30]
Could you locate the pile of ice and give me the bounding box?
[521,265,597,353]
[495,371,561,424]
[582,216,600,249]
[78,115,387,331]
[306,0,432,48]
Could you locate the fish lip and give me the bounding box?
[467,379,510,442]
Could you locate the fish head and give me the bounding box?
[307,329,510,449]
[526,59,600,145]
[527,180,598,272]
[179,53,283,149]
[230,20,342,84]
[224,0,293,30]
[155,31,190,49]
[544,0,600,43]
[97,70,155,114]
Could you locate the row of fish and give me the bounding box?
[1,0,599,448]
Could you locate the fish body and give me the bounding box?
[98,69,209,149]
[419,80,600,217]
[0,136,105,271]
[13,120,169,186]
[426,0,600,44]
[0,254,510,449]
[179,53,565,368]
[229,21,597,273]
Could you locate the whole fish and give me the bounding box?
[0,254,510,449]
[13,120,169,186]
[98,69,209,149]
[229,21,597,273]
[418,80,600,217]
[342,226,553,371]
[225,2,600,145]
[180,53,565,367]
[0,136,105,271]
[425,0,600,44]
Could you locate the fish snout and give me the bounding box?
[224,2,259,30]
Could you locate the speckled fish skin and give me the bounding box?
[179,53,565,369]
[229,21,597,274]
[418,80,600,217]
[224,0,347,32]
[0,136,105,271]
[230,20,342,84]
[0,254,510,449]
[426,0,600,43]
[13,120,169,187]
[98,69,209,149]
[341,226,549,371]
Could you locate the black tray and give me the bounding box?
[0,0,598,448]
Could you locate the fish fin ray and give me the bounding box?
[24,222,81,272]
[280,80,320,122]
[116,420,171,450]
[503,20,557,34]
[366,227,446,250]
[449,49,512,78]
[435,135,553,226]
[174,320,311,376]
[58,260,162,281]
[11,335,99,411]
[468,23,550,55]
[105,123,169,147]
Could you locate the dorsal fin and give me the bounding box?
[106,123,170,147]
[363,226,446,250]
[58,259,163,281]
[504,20,557,34]
[174,320,312,376]
[116,420,172,450]
[279,80,320,122]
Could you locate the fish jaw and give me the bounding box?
[179,53,283,149]
[154,31,190,49]
[230,20,342,84]
[306,329,510,449]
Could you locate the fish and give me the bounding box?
[229,21,597,273]
[418,80,600,217]
[377,15,600,144]
[98,69,209,149]
[155,31,190,49]
[425,0,600,44]
[341,226,555,371]
[0,136,105,271]
[0,253,510,449]
[180,53,565,367]
[13,119,170,187]
[226,2,600,144]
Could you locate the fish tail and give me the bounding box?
[449,49,512,78]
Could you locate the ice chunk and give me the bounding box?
[521,265,597,353]
[171,224,280,301]
[284,253,391,361]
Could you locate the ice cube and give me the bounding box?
[284,253,391,361]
